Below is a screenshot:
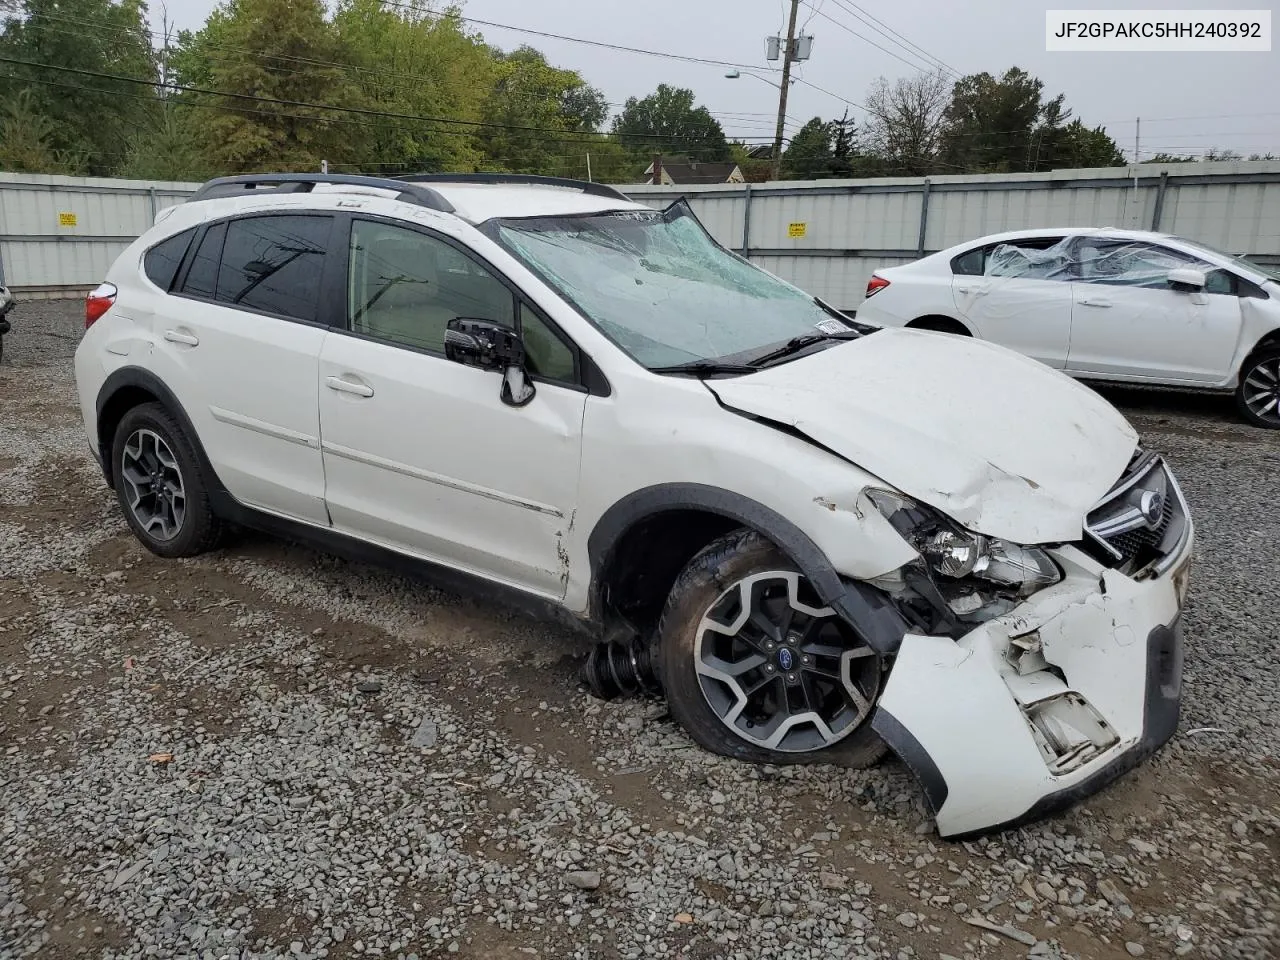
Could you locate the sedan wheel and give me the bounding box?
[1236,350,1280,429]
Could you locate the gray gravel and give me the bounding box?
[2,301,1278,960]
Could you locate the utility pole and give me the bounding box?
[771,0,801,182]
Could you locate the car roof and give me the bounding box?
[176,174,650,227]
[951,226,1180,247]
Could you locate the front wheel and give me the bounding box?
[656,529,888,768]
[1235,349,1280,429]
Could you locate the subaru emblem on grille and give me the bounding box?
[1139,490,1164,529]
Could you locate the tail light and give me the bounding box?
[865,275,890,298]
[85,282,117,328]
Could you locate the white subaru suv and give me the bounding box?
[74,174,1194,838]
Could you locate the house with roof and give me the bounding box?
[643,159,746,185]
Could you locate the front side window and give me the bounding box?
[348,220,514,353]
[144,228,196,291]
[216,215,332,323]
[1071,239,1203,288]
[489,204,853,369]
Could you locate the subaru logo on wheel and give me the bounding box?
[777,647,795,671]
[1139,490,1164,529]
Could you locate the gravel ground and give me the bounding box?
[1,301,1277,960]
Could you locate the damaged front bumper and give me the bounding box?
[871,530,1193,839]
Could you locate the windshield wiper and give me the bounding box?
[748,331,859,368]
[649,360,757,377]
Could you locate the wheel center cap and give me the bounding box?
[776,647,795,671]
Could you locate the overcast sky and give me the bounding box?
[155,0,1280,159]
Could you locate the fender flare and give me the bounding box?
[587,482,909,653]
[94,366,231,510]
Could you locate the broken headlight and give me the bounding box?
[867,489,1062,626]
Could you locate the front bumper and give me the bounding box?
[871,531,1192,839]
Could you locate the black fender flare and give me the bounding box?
[94,366,231,509]
[587,482,909,654]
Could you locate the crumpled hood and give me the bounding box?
[707,328,1138,544]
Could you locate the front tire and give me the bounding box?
[111,403,226,558]
[656,529,888,768]
[1235,349,1280,429]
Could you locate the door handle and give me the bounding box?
[956,286,988,296]
[325,376,374,398]
[1078,297,1112,308]
[163,329,199,346]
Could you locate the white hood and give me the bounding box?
[707,328,1138,544]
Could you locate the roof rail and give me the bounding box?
[393,173,632,203]
[186,173,456,213]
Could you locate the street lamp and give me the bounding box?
[724,70,796,180]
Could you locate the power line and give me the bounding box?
[825,0,959,76]
[799,1,955,78]
[0,55,788,148]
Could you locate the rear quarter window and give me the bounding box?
[143,228,196,291]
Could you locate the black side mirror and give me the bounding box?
[444,317,536,407]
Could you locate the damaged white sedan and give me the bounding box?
[74,174,1192,840]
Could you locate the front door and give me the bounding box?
[317,217,587,598]
[1064,237,1243,382]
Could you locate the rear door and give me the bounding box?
[1064,237,1243,382]
[153,213,336,525]
[950,236,1074,368]
[317,216,588,597]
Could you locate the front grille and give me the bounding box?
[1083,452,1188,575]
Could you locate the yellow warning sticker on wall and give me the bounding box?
[58,212,77,227]
[788,222,807,238]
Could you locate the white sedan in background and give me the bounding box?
[855,228,1280,428]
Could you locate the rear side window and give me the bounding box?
[951,247,985,276]
[216,215,332,323]
[180,222,226,300]
[143,228,195,291]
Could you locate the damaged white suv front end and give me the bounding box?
[867,451,1192,837]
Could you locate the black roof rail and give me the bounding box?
[392,173,632,203]
[186,173,456,213]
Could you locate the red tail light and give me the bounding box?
[865,275,890,298]
[85,282,117,328]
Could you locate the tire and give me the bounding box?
[1235,348,1280,429]
[656,528,889,769]
[110,402,226,558]
[908,316,970,336]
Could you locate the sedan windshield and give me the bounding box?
[487,204,854,369]
[1172,235,1280,283]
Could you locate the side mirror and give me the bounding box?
[1168,267,1207,291]
[444,317,536,407]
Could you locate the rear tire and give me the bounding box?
[1235,348,1280,429]
[111,402,226,557]
[656,529,888,769]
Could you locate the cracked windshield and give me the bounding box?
[493,207,845,368]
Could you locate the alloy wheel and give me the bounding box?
[693,571,881,753]
[1242,357,1280,425]
[120,429,187,542]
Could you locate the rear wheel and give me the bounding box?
[656,529,888,768]
[1235,349,1280,429]
[111,403,226,557]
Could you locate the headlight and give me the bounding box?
[866,489,1062,624]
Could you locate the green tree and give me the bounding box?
[783,117,834,179]
[331,0,491,174]
[1042,118,1125,169]
[0,0,157,174]
[118,105,210,180]
[474,45,608,175]
[172,0,354,172]
[0,88,81,172]
[611,84,730,163]
[1143,152,1199,163]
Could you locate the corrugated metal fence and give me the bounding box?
[0,172,197,297]
[620,161,1280,310]
[2,163,1280,307]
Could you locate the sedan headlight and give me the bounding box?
[866,489,1062,625]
